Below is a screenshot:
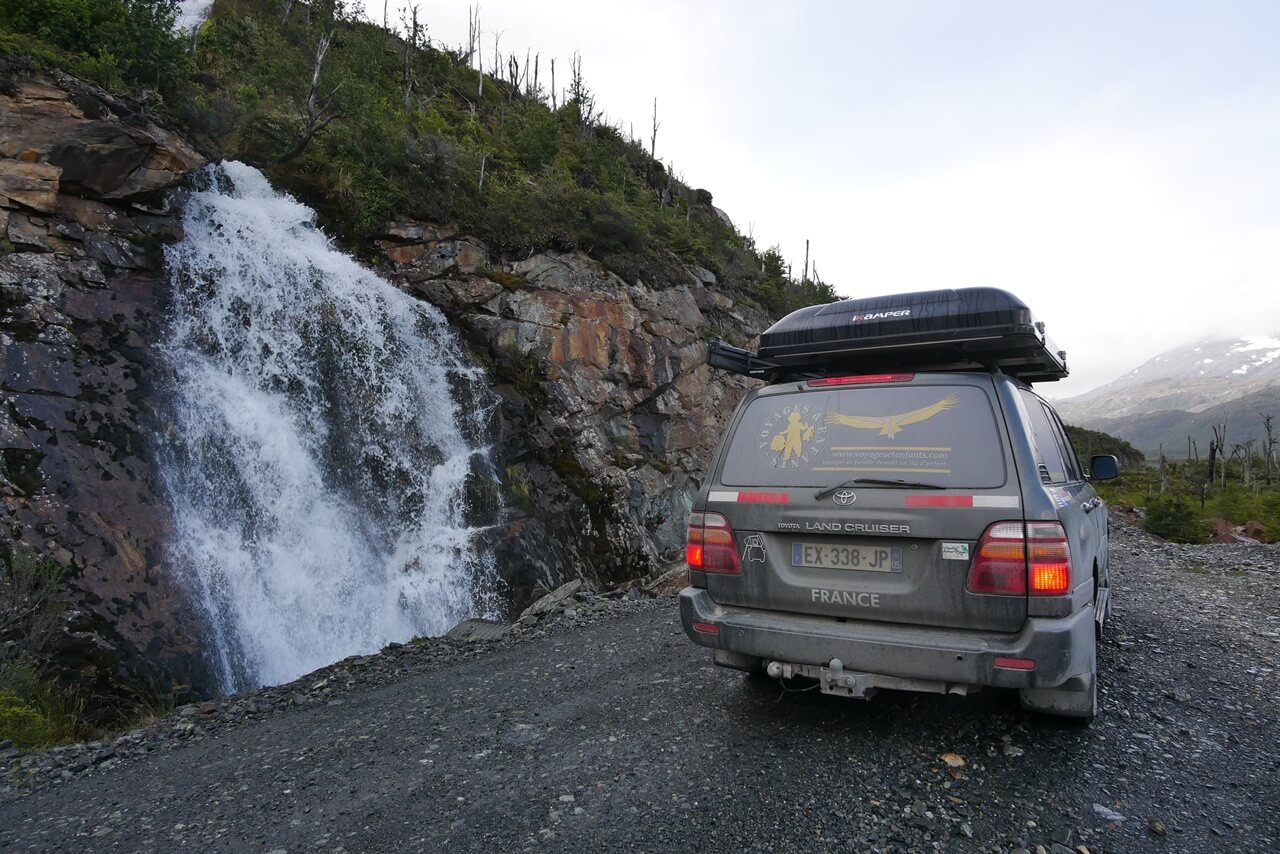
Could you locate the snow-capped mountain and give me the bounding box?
[1057,335,1280,425]
[1055,335,1280,456]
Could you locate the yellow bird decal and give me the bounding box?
[826,394,958,438]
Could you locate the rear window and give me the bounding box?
[720,384,1007,488]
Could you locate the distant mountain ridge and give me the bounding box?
[1058,335,1280,457]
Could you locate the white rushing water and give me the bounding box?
[174,0,213,32]
[163,162,499,692]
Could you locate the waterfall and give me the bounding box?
[174,0,213,32]
[161,162,500,693]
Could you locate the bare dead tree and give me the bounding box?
[802,239,810,283]
[1230,440,1256,486]
[1210,422,1228,488]
[567,51,597,124]
[491,30,502,87]
[281,0,296,24]
[478,151,489,192]
[549,57,556,109]
[280,31,343,162]
[532,52,540,98]
[400,4,424,110]
[650,97,660,159]
[475,11,483,104]
[462,6,478,64]
[1262,412,1276,486]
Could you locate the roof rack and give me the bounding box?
[712,287,1068,384]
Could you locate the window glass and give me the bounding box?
[720,385,1006,488]
[1044,405,1083,481]
[1018,390,1067,483]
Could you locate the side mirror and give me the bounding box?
[1089,455,1119,481]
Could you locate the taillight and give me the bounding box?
[966,521,1072,596]
[967,522,1027,595]
[686,512,742,575]
[806,373,914,387]
[1026,522,1071,595]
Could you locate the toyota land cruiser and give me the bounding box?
[679,288,1118,721]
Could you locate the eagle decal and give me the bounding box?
[825,394,958,439]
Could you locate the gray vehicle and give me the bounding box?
[680,288,1118,721]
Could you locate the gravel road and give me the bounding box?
[2,517,1278,853]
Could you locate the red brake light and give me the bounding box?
[1026,522,1071,595]
[966,521,1072,596]
[686,512,743,575]
[806,373,914,387]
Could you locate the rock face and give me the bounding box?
[1,65,773,703]
[378,225,772,604]
[0,64,209,719]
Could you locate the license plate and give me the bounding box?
[791,542,902,573]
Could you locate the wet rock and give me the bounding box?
[0,159,61,212]
[0,66,212,722]
[521,580,583,619]
[1092,804,1125,822]
[382,243,771,605]
[444,619,511,643]
[0,75,204,200]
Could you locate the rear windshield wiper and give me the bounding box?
[814,477,946,500]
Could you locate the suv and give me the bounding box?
[680,288,1118,721]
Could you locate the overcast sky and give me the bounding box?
[360,0,1279,398]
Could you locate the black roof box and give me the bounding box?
[713,287,1068,383]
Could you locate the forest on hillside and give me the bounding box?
[0,0,839,316]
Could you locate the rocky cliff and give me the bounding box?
[379,228,771,605]
[1,63,775,711]
[0,63,209,716]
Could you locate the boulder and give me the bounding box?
[1243,521,1268,542]
[444,619,511,643]
[519,579,583,620]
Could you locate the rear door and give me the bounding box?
[704,374,1026,632]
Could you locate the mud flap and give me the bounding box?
[1019,672,1097,721]
[713,648,763,673]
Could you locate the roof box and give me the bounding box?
[713,287,1068,383]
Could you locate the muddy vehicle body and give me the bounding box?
[680,288,1118,720]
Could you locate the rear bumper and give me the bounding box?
[679,587,1094,689]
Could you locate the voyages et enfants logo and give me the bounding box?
[759,392,958,469]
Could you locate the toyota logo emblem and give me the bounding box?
[832,490,857,506]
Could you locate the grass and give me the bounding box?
[1097,458,1280,544]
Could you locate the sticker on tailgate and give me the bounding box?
[941,542,971,561]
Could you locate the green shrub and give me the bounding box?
[1142,495,1207,543]
[0,659,82,750]
[0,689,55,749]
[0,0,190,91]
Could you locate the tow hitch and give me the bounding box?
[765,658,978,699]
[767,658,880,699]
